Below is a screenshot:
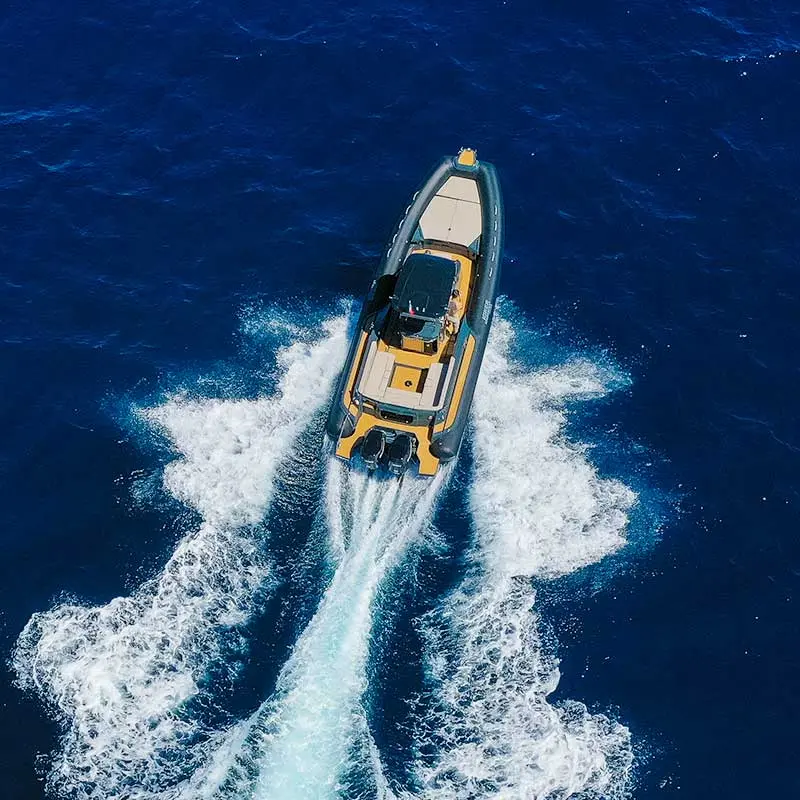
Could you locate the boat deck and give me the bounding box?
[335,247,475,476]
[418,176,482,250]
[358,343,452,410]
[356,248,472,413]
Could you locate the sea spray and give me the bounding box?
[12,313,347,800]
[470,315,634,580]
[407,314,636,799]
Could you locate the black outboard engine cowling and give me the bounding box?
[361,429,386,470]
[387,434,415,476]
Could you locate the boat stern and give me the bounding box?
[334,416,440,476]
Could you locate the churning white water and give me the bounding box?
[12,314,347,800]
[187,460,449,800]
[406,315,636,799]
[14,305,641,800]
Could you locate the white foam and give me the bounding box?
[12,313,347,800]
[470,315,636,580]
[410,578,633,799]
[406,311,636,799]
[14,299,643,800]
[192,462,449,800]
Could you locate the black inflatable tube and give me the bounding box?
[325,317,361,439]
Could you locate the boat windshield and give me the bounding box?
[399,313,441,341]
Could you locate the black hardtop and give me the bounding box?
[391,253,457,319]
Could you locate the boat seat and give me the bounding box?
[358,342,395,400]
[358,341,455,411]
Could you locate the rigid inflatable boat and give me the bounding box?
[326,148,503,476]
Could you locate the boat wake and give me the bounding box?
[12,312,348,800]
[404,317,636,799]
[187,463,449,800]
[13,304,642,800]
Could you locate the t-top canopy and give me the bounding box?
[391,253,457,319]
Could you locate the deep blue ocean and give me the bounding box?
[2,1,799,798]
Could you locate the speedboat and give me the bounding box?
[326,148,503,476]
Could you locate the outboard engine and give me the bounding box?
[387,434,415,476]
[361,428,386,470]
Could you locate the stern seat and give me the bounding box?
[357,340,452,411]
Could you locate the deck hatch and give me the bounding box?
[390,364,427,392]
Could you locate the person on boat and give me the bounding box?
[445,289,462,335]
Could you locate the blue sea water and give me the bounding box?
[2,0,799,797]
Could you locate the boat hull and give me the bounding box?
[326,151,504,475]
